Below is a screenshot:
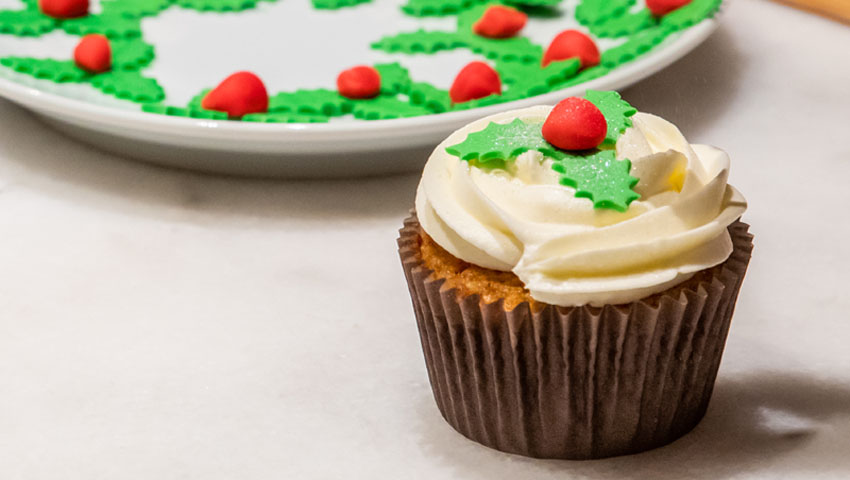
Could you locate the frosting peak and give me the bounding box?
[415,105,747,306]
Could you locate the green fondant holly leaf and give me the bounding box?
[463,34,542,63]
[402,0,485,16]
[487,87,529,105]
[454,4,542,63]
[600,25,671,68]
[269,89,352,116]
[503,0,562,7]
[661,0,721,30]
[242,112,330,123]
[175,0,260,12]
[61,13,142,39]
[540,58,582,84]
[505,79,551,98]
[497,57,580,96]
[374,62,411,95]
[589,9,655,38]
[408,82,451,113]
[445,95,641,211]
[445,118,551,165]
[0,9,57,37]
[495,59,535,84]
[101,0,175,18]
[371,30,465,54]
[552,149,639,211]
[90,70,165,103]
[0,57,88,82]
[575,0,634,27]
[450,92,506,110]
[186,88,210,110]
[111,38,155,70]
[372,26,539,63]
[312,0,370,10]
[455,2,487,29]
[149,89,238,120]
[584,89,636,145]
[352,96,432,120]
[561,64,609,87]
[142,104,228,120]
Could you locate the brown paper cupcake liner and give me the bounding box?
[398,213,754,460]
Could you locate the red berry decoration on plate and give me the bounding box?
[542,97,607,151]
[202,71,269,119]
[473,5,527,39]
[337,65,381,99]
[38,0,88,18]
[73,34,111,74]
[449,61,501,104]
[646,0,692,16]
[542,30,600,69]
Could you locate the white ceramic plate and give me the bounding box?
[0,0,718,177]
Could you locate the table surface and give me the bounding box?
[1,1,849,478]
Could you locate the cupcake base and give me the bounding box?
[398,213,754,460]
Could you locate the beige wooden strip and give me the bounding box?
[773,0,850,24]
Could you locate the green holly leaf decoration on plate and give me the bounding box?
[402,0,484,16]
[101,0,175,18]
[268,88,353,116]
[351,96,432,120]
[175,0,260,12]
[374,62,412,95]
[661,0,722,31]
[142,103,229,120]
[61,13,143,39]
[600,25,672,69]
[370,30,465,55]
[588,9,654,38]
[408,82,451,113]
[0,9,58,37]
[312,0,371,10]
[90,70,165,103]
[111,38,156,71]
[0,57,88,83]
[242,112,330,123]
[502,0,563,7]
[575,0,633,26]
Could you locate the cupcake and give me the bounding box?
[398,91,752,459]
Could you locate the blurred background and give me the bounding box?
[0,0,848,478]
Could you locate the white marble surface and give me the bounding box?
[1,0,849,478]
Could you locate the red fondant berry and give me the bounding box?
[542,30,600,69]
[73,34,111,74]
[449,61,501,104]
[202,71,269,119]
[337,65,381,99]
[38,0,88,18]
[473,5,527,39]
[646,0,691,16]
[542,97,607,151]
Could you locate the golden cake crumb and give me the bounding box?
[416,226,539,310]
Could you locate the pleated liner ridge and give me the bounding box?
[398,213,754,460]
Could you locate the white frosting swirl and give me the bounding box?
[415,105,747,306]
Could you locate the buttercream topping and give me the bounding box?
[415,105,747,306]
